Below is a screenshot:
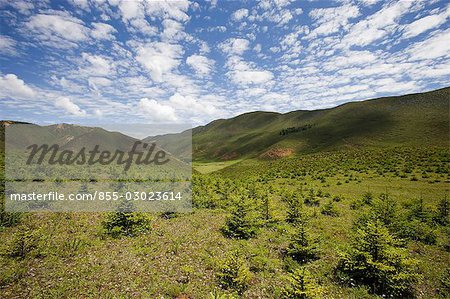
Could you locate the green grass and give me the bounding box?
[1,146,448,298]
[193,160,243,174]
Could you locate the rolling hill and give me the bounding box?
[148,87,450,161]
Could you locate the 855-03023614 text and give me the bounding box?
[9,191,183,201]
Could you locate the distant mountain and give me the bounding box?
[2,123,137,152]
[149,87,450,161]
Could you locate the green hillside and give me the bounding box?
[183,87,449,161]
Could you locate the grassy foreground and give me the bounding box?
[1,147,449,298]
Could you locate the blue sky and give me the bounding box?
[0,0,449,127]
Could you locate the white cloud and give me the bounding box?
[91,22,117,40]
[51,76,84,92]
[340,1,413,48]
[0,74,35,99]
[231,8,249,21]
[219,38,250,55]
[88,77,112,90]
[117,0,144,20]
[186,55,214,76]
[309,4,360,37]
[357,0,381,6]
[232,70,273,85]
[407,28,450,60]
[225,55,274,85]
[250,0,296,25]
[135,42,183,82]
[169,93,219,116]
[128,18,157,36]
[145,0,190,22]
[81,53,116,77]
[161,19,187,41]
[138,98,177,121]
[0,35,17,55]
[323,50,378,71]
[207,26,227,32]
[1,0,34,14]
[24,12,89,48]
[402,5,450,39]
[68,0,90,11]
[55,97,86,116]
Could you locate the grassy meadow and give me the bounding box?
[1,145,449,298]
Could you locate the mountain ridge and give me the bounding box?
[149,86,450,161]
[2,86,449,162]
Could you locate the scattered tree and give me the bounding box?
[336,219,421,297]
[282,267,322,299]
[222,193,260,239]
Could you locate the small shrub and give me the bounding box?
[287,221,319,264]
[7,226,44,259]
[209,289,238,299]
[439,267,450,298]
[332,195,341,202]
[336,219,421,297]
[286,192,303,223]
[222,194,260,239]
[102,201,152,238]
[435,197,449,226]
[0,197,21,228]
[401,219,437,245]
[304,189,319,207]
[361,192,373,205]
[320,201,339,217]
[216,249,252,295]
[282,267,322,299]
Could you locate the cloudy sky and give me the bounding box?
[0,0,449,127]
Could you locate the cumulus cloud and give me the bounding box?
[24,12,89,48]
[0,35,17,56]
[219,38,250,55]
[402,5,450,39]
[145,0,190,22]
[88,77,112,90]
[231,70,273,85]
[407,28,450,60]
[138,98,177,121]
[186,55,214,76]
[231,8,249,21]
[0,74,35,99]
[225,56,273,86]
[91,22,117,40]
[55,97,86,116]
[135,42,183,82]
[68,0,90,11]
[81,53,116,77]
[161,19,187,41]
[340,1,413,48]
[308,4,360,37]
[169,93,219,116]
[51,76,84,93]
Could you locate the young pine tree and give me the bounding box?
[216,249,252,295]
[286,191,303,223]
[337,219,421,297]
[222,193,260,239]
[102,200,151,237]
[304,189,320,207]
[287,219,319,264]
[282,267,322,299]
[320,200,339,217]
[435,197,449,226]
